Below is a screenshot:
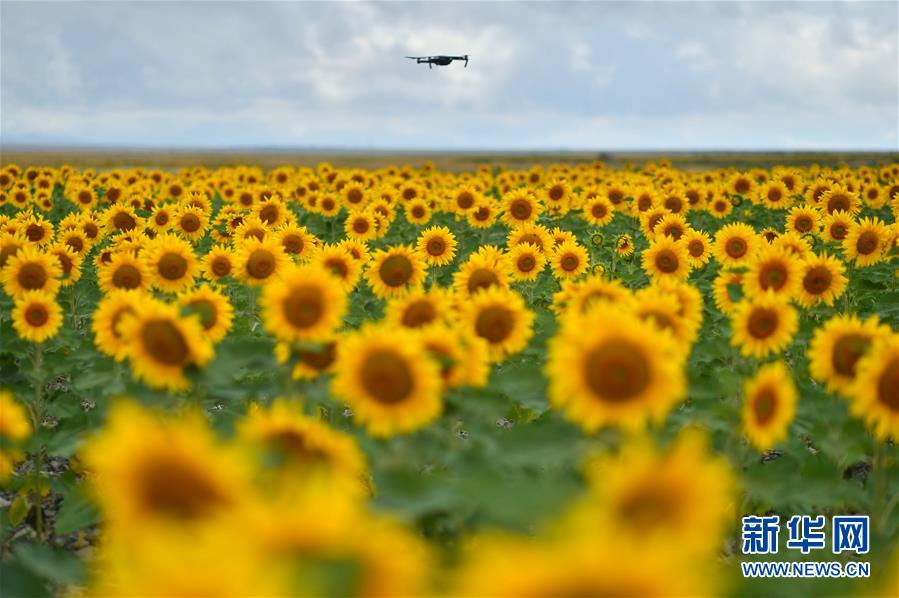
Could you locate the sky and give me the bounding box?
[1,1,897,151]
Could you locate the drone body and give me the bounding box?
[406,55,469,69]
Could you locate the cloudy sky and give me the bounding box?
[2,1,897,150]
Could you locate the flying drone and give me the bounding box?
[406,55,469,69]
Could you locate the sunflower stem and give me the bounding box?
[30,343,46,543]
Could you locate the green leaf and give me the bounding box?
[0,562,52,598]
[12,543,87,585]
[54,492,99,535]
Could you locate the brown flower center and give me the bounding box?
[456,192,475,210]
[283,286,324,328]
[26,224,45,242]
[856,231,878,255]
[759,261,788,291]
[113,264,142,289]
[141,320,189,365]
[158,252,188,280]
[475,305,515,344]
[747,308,778,339]
[753,387,778,425]
[511,199,532,219]
[794,215,813,232]
[379,254,413,287]
[688,240,704,257]
[360,351,413,403]
[137,456,229,520]
[561,253,580,271]
[113,211,136,231]
[18,263,48,290]
[188,299,218,330]
[467,268,499,293]
[247,249,275,279]
[401,300,437,328]
[426,238,446,256]
[725,238,748,259]
[802,266,831,295]
[180,213,201,233]
[826,193,850,214]
[832,334,870,377]
[584,339,650,402]
[211,257,231,276]
[517,254,536,272]
[655,249,678,273]
[25,304,49,327]
[877,358,899,412]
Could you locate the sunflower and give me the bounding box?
[48,243,83,287]
[847,334,899,440]
[547,304,684,432]
[452,250,511,298]
[12,290,63,343]
[337,238,370,266]
[795,252,848,307]
[384,286,453,330]
[728,171,755,197]
[785,205,820,235]
[256,196,291,228]
[365,245,427,299]
[171,205,209,242]
[808,314,891,395]
[466,198,499,228]
[261,264,346,343]
[709,193,733,218]
[771,231,814,260]
[103,205,141,236]
[756,180,793,210]
[508,242,546,282]
[331,325,443,437]
[820,185,861,216]
[610,235,633,259]
[730,292,798,358]
[742,361,798,450]
[60,229,90,256]
[501,188,541,227]
[642,236,691,281]
[404,198,432,225]
[554,275,634,317]
[344,210,378,242]
[680,229,711,268]
[460,286,534,362]
[313,244,362,292]
[179,284,234,343]
[583,196,615,227]
[654,213,689,241]
[743,247,801,300]
[99,252,151,293]
[542,178,572,214]
[201,244,236,283]
[117,298,214,390]
[653,278,704,333]
[579,431,736,556]
[632,287,697,352]
[822,210,853,243]
[278,338,339,381]
[237,399,367,491]
[142,234,199,293]
[713,223,760,267]
[235,236,290,286]
[318,193,341,217]
[2,244,62,299]
[418,325,489,389]
[80,401,249,527]
[843,216,888,267]
[19,214,55,246]
[416,225,457,266]
[92,290,143,361]
[148,205,173,232]
[276,225,318,262]
[507,223,553,254]
[550,240,589,280]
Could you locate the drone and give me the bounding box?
[406,55,469,69]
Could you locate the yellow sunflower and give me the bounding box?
[501,188,541,227]
[808,314,891,395]
[117,298,214,390]
[713,223,760,267]
[331,325,443,437]
[460,286,535,362]
[507,223,553,254]
[48,243,83,287]
[742,361,798,450]
[313,244,363,292]
[820,185,861,216]
[92,289,143,361]
[632,286,699,352]
[365,245,427,299]
[546,304,684,432]
[843,216,888,267]
[384,286,454,330]
[179,284,234,343]
[98,252,151,293]
[172,205,209,241]
[12,290,62,343]
[550,240,590,280]
[418,325,490,389]
[466,198,499,228]
[847,334,899,440]
[235,236,290,286]
[583,196,615,227]
[785,205,820,235]
[508,242,546,281]
[201,244,236,283]
[141,233,199,294]
[1,245,61,299]
[680,229,712,268]
[730,292,797,358]
[642,236,691,281]
[276,224,318,262]
[416,225,457,266]
[261,264,346,343]
[822,210,853,243]
[743,247,801,300]
[344,210,378,242]
[795,252,848,307]
[554,275,634,317]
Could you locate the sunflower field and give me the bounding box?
[0,159,897,597]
